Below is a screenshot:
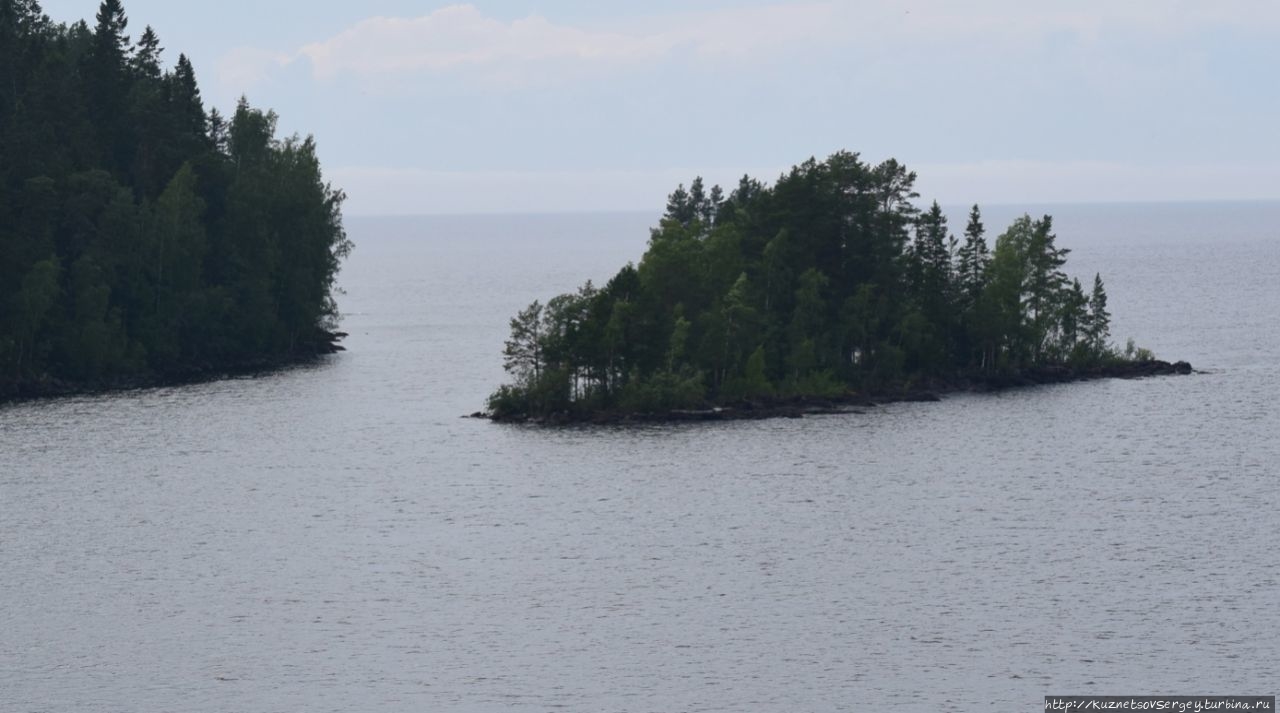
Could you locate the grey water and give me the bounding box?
[2,203,1277,712]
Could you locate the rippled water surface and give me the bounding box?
[3,205,1278,712]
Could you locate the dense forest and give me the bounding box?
[488,152,1167,420]
[0,0,349,397]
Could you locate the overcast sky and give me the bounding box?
[39,0,1280,214]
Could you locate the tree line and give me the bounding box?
[490,152,1142,417]
[1,0,349,392]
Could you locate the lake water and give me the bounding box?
[2,204,1277,712]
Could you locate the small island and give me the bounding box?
[0,0,350,401]
[485,152,1190,423]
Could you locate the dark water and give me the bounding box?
[3,204,1277,712]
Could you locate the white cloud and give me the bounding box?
[218,1,1280,90]
[299,6,663,77]
[215,47,292,94]
[846,0,1280,44]
[299,3,849,78]
[222,2,847,86]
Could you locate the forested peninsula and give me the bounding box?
[486,152,1190,423]
[1,0,349,401]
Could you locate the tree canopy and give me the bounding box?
[489,151,1133,419]
[1,0,350,394]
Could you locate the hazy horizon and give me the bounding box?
[342,197,1280,219]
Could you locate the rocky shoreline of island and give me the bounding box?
[478,359,1193,425]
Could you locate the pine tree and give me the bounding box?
[707,184,724,225]
[688,177,707,223]
[664,183,693,225]
[503,301,545,387]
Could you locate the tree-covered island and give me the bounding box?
[487,152,1191,423]
[1,0,350,400]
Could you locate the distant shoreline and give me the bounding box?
[343,199,1280,220]
[481,359,1194,425]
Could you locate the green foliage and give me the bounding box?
[721,345,774,401]
[5,256,62,374]
[618,368,706,413]
[784,369,846,399]
[486,384,528,418]
[500,300,543,383]
[0,1,349,391]
[1123,338,1154,362]
[908,201,955,318]
[487,151,1137,417]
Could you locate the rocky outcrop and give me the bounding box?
[482,359,1195,425]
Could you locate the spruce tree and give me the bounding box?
[88,0,131,172]
[956,204,990,302]
[1059,277,1089,363]
[1026,216,1069,361]
[132,25,161,79]
[169,53,206,146]
[93,0,128,61]
[1086,273,1111,358]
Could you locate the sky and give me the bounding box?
[38,0,1280,215]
